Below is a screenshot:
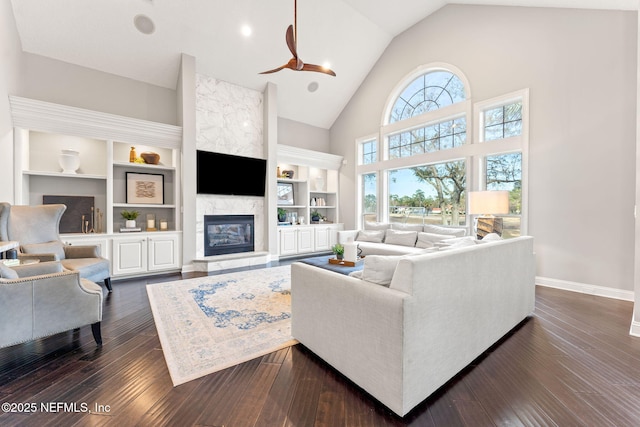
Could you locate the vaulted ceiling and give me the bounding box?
[9,0,638,128]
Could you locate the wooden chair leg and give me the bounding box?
[104,277,112,292]
[91,322,103,346]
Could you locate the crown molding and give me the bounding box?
[277,144,343,171]
[9,96,182,148]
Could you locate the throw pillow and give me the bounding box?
[21,241,66,260]
[356,230,385,243]
[384,229,418,247]
[415,232,453,249]
[480,233,503,242]
[423,224,466,237]
[0,262,18,279]
[360,255,404,286]
[364,221,391,231]
[390,223,424,232]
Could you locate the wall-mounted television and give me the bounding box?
[196,150,267,197]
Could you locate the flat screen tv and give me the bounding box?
[197,150,267,197]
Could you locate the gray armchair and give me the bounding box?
[3,203,112,292]
[0,261,103,348]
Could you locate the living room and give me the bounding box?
[2,1,640,425]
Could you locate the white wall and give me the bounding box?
[278,117,330,152]
[331,5,637,293]
[0,0,24,203]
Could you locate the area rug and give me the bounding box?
[146,265,296,386]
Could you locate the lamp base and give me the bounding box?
[476,216,503,239]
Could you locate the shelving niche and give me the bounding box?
[10,96,183,278]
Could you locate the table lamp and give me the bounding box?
[467,191,509,239]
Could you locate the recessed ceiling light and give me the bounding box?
[241,25,252,37]
[308,81,319,93]
[134,14,155,35]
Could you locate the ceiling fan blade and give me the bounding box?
[259,64,289,74]
[301,63,337,77]
[285,25,297,59]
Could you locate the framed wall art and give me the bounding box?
[277,182,294,205]
[126,172,164,204]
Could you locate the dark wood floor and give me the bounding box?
[1,263,640,427]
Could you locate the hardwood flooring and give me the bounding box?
[1,263,640,426]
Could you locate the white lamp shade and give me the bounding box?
[468,191,509,215]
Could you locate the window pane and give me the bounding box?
[388,117,467,160]
[389,71,466,123]
[486,152,522,238]
[361,140,377,165]
[483,101,522,142]
[388,160,466,227]
[362,173,377,223]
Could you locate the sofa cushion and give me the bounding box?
[21,241,66,260]
[423,224,466,237]
[357,241,425,256]
[356,230,386,243]
[384,229,418,247]
[360,255,405,286]
[415,232,454,249]
[440,237,477,250]
[364,221,391,231]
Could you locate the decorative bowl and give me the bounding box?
[140,152,160,165]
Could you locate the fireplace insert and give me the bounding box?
[204,215,254,256]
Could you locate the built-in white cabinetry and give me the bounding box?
[112,232,181,277]
[277,224,343,257]
[10,96,183,278]
[276,145,343,257]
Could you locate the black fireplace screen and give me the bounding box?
[204,215,254,256]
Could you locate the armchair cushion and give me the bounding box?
[12,261,64,278]
[64,245,101,258]
[0,263,18,279]
[21,241,66,260]
[61,258,110,283]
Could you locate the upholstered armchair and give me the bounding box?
[0,202,19,257]
[0,261,103,348]
[3,204,112,292]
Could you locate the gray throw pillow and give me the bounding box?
[0,262,19,279]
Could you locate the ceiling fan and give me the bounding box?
[260,0,336,77]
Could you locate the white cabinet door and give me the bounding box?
[314,227,331,251]
[148,234,181,271]
[279,228,298,256]
[112,237,147,276]
[297,227,315,253]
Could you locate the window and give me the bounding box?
[361,173,377,223]
[356,64,528,236]
[388,160,466,226]
[388,117,467,159]
[389,71,466,123]
[485,152,522,237]
[483,101,522,141]
[361,139,377,165]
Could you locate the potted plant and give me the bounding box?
[332,243,344,260]
[121,210,140,228]
[277,207,287,223]
[311,210,321,222]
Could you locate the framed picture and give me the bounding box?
[277,182,294,205]
[126,172,164,204]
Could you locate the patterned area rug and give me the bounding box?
[146,265,296,386]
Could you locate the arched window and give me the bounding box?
[389,71,466,123]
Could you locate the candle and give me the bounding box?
[344,241,358,262]
[147,219,155,229]
[160,220,168,230]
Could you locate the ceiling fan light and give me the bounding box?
[134,14,155,35]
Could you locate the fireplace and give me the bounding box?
[204,215,255,256]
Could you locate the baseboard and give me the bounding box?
[630,314,640,337]
[536,276,635,302]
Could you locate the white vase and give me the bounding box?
[125,220,136,228]
[58,149,80,174]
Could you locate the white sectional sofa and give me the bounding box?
[338,222,468,256]
[291,236,536,417]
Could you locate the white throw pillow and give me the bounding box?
[360,255,405,286]
[480,233,503,242]
[384,229,418,247]
[415,232,453,249]
[356,230,386,243]
[423,224,466,237]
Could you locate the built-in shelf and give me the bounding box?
[23,170,107,180]
[113,161,176,171]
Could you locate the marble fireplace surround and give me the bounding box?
[194,74,268,269]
